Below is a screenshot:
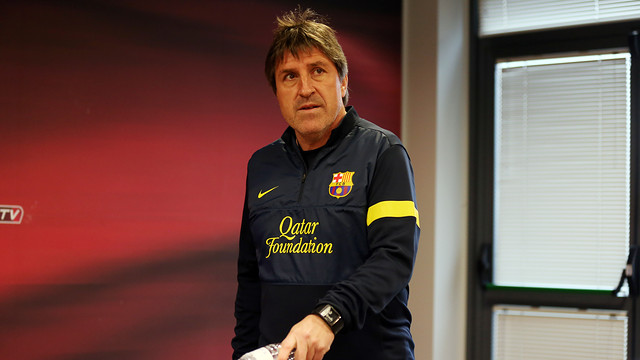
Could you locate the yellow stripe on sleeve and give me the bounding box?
[366,200,420,228]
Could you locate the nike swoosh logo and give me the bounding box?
[258,186,279,199]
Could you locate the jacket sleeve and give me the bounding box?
[317,144,420,331]
[231,190,261,359]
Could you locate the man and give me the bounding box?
[232,8,419,360]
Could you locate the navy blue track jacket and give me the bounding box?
[232,107,420,359]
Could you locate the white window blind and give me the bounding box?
[493,53,630,290]
[492,305,628,360]
[479,0,640,36]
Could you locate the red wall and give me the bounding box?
[0,1,401,359]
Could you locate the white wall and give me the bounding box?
[404,0,469,359]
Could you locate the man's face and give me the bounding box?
[275,47,348,150]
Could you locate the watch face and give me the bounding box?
[321,305,339,324]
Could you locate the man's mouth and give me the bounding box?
[298,104,321,111]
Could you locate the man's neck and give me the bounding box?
[295,108,347,151]
[296,134,330,151]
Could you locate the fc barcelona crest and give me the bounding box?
[329,171,354,198]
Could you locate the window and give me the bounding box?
[468,2,640,359]
[492,306,628,360]
[479,0,640,36]
[494,53,630,291]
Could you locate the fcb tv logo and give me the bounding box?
[329,171,354,199]
[0,205,24,224]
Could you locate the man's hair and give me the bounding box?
[265,7,349,105]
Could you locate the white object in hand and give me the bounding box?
[238,343,295,360]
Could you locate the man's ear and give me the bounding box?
[340,74,348,98]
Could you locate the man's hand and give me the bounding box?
[277,314,335,360]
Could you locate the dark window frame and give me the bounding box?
[467,3,640,358]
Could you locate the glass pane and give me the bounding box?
[493,53,630,290]
[493,305,627,360]
[479,0,640,36]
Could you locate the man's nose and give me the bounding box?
[298,74,315,97]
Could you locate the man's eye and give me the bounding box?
[284,73,296,81]
[313,68,325,75]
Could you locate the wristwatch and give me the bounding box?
[312,304,344,334]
